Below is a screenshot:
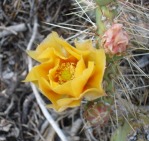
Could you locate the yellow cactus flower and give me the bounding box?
[24,32,106,112]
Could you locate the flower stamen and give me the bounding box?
[55,62,76,84]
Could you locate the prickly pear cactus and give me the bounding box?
[77,0,149,140]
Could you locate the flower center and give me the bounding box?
[55,62,76,84]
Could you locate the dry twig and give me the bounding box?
[0,23,27,38]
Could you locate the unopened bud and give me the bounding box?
[102,24,129,55]
[84,102,110,126]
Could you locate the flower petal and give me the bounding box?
[57,97,81,107]
[38,77,62,110]
[48,59,60,82]
[52,81,73,96]
[55,36,81,60]
[36,32,60,52]
[82,88,106,100]
[27,32,60,62]
[74,57,86,77]
[72,61,94,97]
[86,49,106,89]
[47,99,81,112]
[75,39,93,51]
[24,61,54,82]
[51,61,94,97]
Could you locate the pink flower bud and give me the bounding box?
[102,24,129,55]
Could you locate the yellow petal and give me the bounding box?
[48,98,81,112]
[54,35,91,59]
[37,48,55,61]
[74,57,86,77]
[86,49,106,89]
[55,36,81,60]
[28,47,60,63]
[82,88,106,100]
[38,77,81,112]
[27,32,91,62]
[57,97,81,107]
[27,50,39,61]
[75,39,93,51]
[72,61,94,97]
[52,81,73,96]
[51,61,94,97]
[36,32,60,52]
[38,77,61,110]
[48,59,60,82]
[24,61,54,82]
[27,32,59,62]
[27,32,70,62]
